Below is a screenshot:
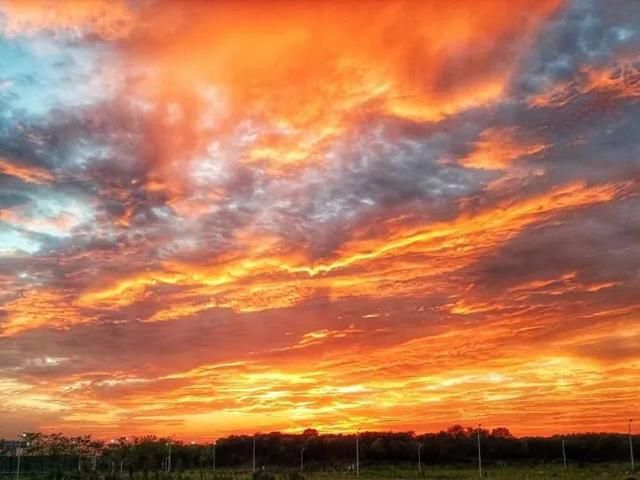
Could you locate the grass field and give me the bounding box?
[2,465,638,480]
[267,465,635,479]
[304,465,638,479]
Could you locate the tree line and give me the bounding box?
[0,426,636,473]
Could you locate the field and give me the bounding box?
[1,465,638,480]
[305,465,637,479]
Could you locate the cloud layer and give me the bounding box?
[0,0,639,439]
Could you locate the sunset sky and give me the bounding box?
[1,0,639,440]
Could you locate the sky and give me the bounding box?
[0,0,639,441]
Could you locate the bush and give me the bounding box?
[251,471,276,480]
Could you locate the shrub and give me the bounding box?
[251,471,276,480]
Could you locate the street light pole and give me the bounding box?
[213,441,216,472]
[477,424,482,479]
[300,447,305,471]
[16,447,22,480]
[73,440,81,473]
[562,439,567,470]
[630,419,635,472]
[167,443,172,473]
[417,443,422,472]
[252,435,256,472]
[16,433,27,480]
[355,432,359,477]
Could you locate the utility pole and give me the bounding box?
[630,419,635,472]
[562,439,567,470]
[166,443,172,473]
[477,424,482,479]
[417,443,422,472]
[212,441,216,472]
[300,447,305,471]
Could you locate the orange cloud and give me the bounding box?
[21,317,639,438]
[5,0,640,440]
[461,128,549,170]
[1,290,88,336]
[0,0,137,39]
[0,157,54,184]
[107,0,562,203]
[529,58,640,108]
[73,180,630,320]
